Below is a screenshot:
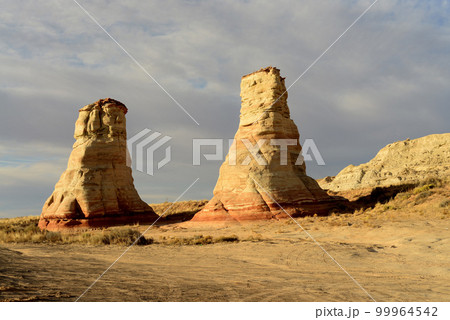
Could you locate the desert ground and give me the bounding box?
[1,180,449,302]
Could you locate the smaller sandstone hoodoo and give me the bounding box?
[193,67,345,222]
[39,98,159,231]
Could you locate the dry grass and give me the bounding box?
[0,217,151,246]
[159,234,239,245]
[0,216,240,246]
[0,216,43,243]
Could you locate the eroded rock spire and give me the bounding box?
[193,67,344,222]
[39,98,159,230]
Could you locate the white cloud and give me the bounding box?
[0,162,64,186]
[0,0,449,217]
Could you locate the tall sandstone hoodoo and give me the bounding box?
[193,67,343,222]
[39,98,159,231]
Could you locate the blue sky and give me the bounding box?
[1,0,449,218]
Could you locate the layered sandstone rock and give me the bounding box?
[193,67,344,222]
[39,98,159,231]
[318,133,450,192]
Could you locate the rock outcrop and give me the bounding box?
[39,98,159,231]
[193,67,344,222]
[318,133,450,192]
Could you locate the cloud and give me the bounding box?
[0,0,449,218]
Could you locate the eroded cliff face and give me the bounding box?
[318,133,450,192]
[39,98,158,231]
[193,67,343,222]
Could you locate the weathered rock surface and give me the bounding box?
[318,133,450,192]
[193,67,344,222]
[39,98,159,231]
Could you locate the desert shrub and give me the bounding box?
[395,192,411,201]
[166,235,212,245]
[419,177,443,188]
[102,228,150,246]
[382,204,397,212]
[165,234,239,245]
[191,235,213,245]
[215,235,239,243]
[23,223,40,234]
[31,233,46,243]
[417,190,433,199]
[180,235,212,245]
[63,232,111,246]
[440,199,450,208]
[413,184,435,195]
[413,190,433,205]
[45,232,62,243]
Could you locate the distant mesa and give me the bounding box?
[39,98,159,231]
[192,67,346,222]
[318,133,450,193]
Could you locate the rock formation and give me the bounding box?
[318,133,450,192]
[193,67,344,222]
[39,98,159,231]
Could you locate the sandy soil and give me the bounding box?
[1,214,449,302]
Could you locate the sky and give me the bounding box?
[1,0,449,218]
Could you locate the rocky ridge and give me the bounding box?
[318,133,450,192]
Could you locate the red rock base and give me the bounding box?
[191,197,348,223]
[38,211,161,232]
